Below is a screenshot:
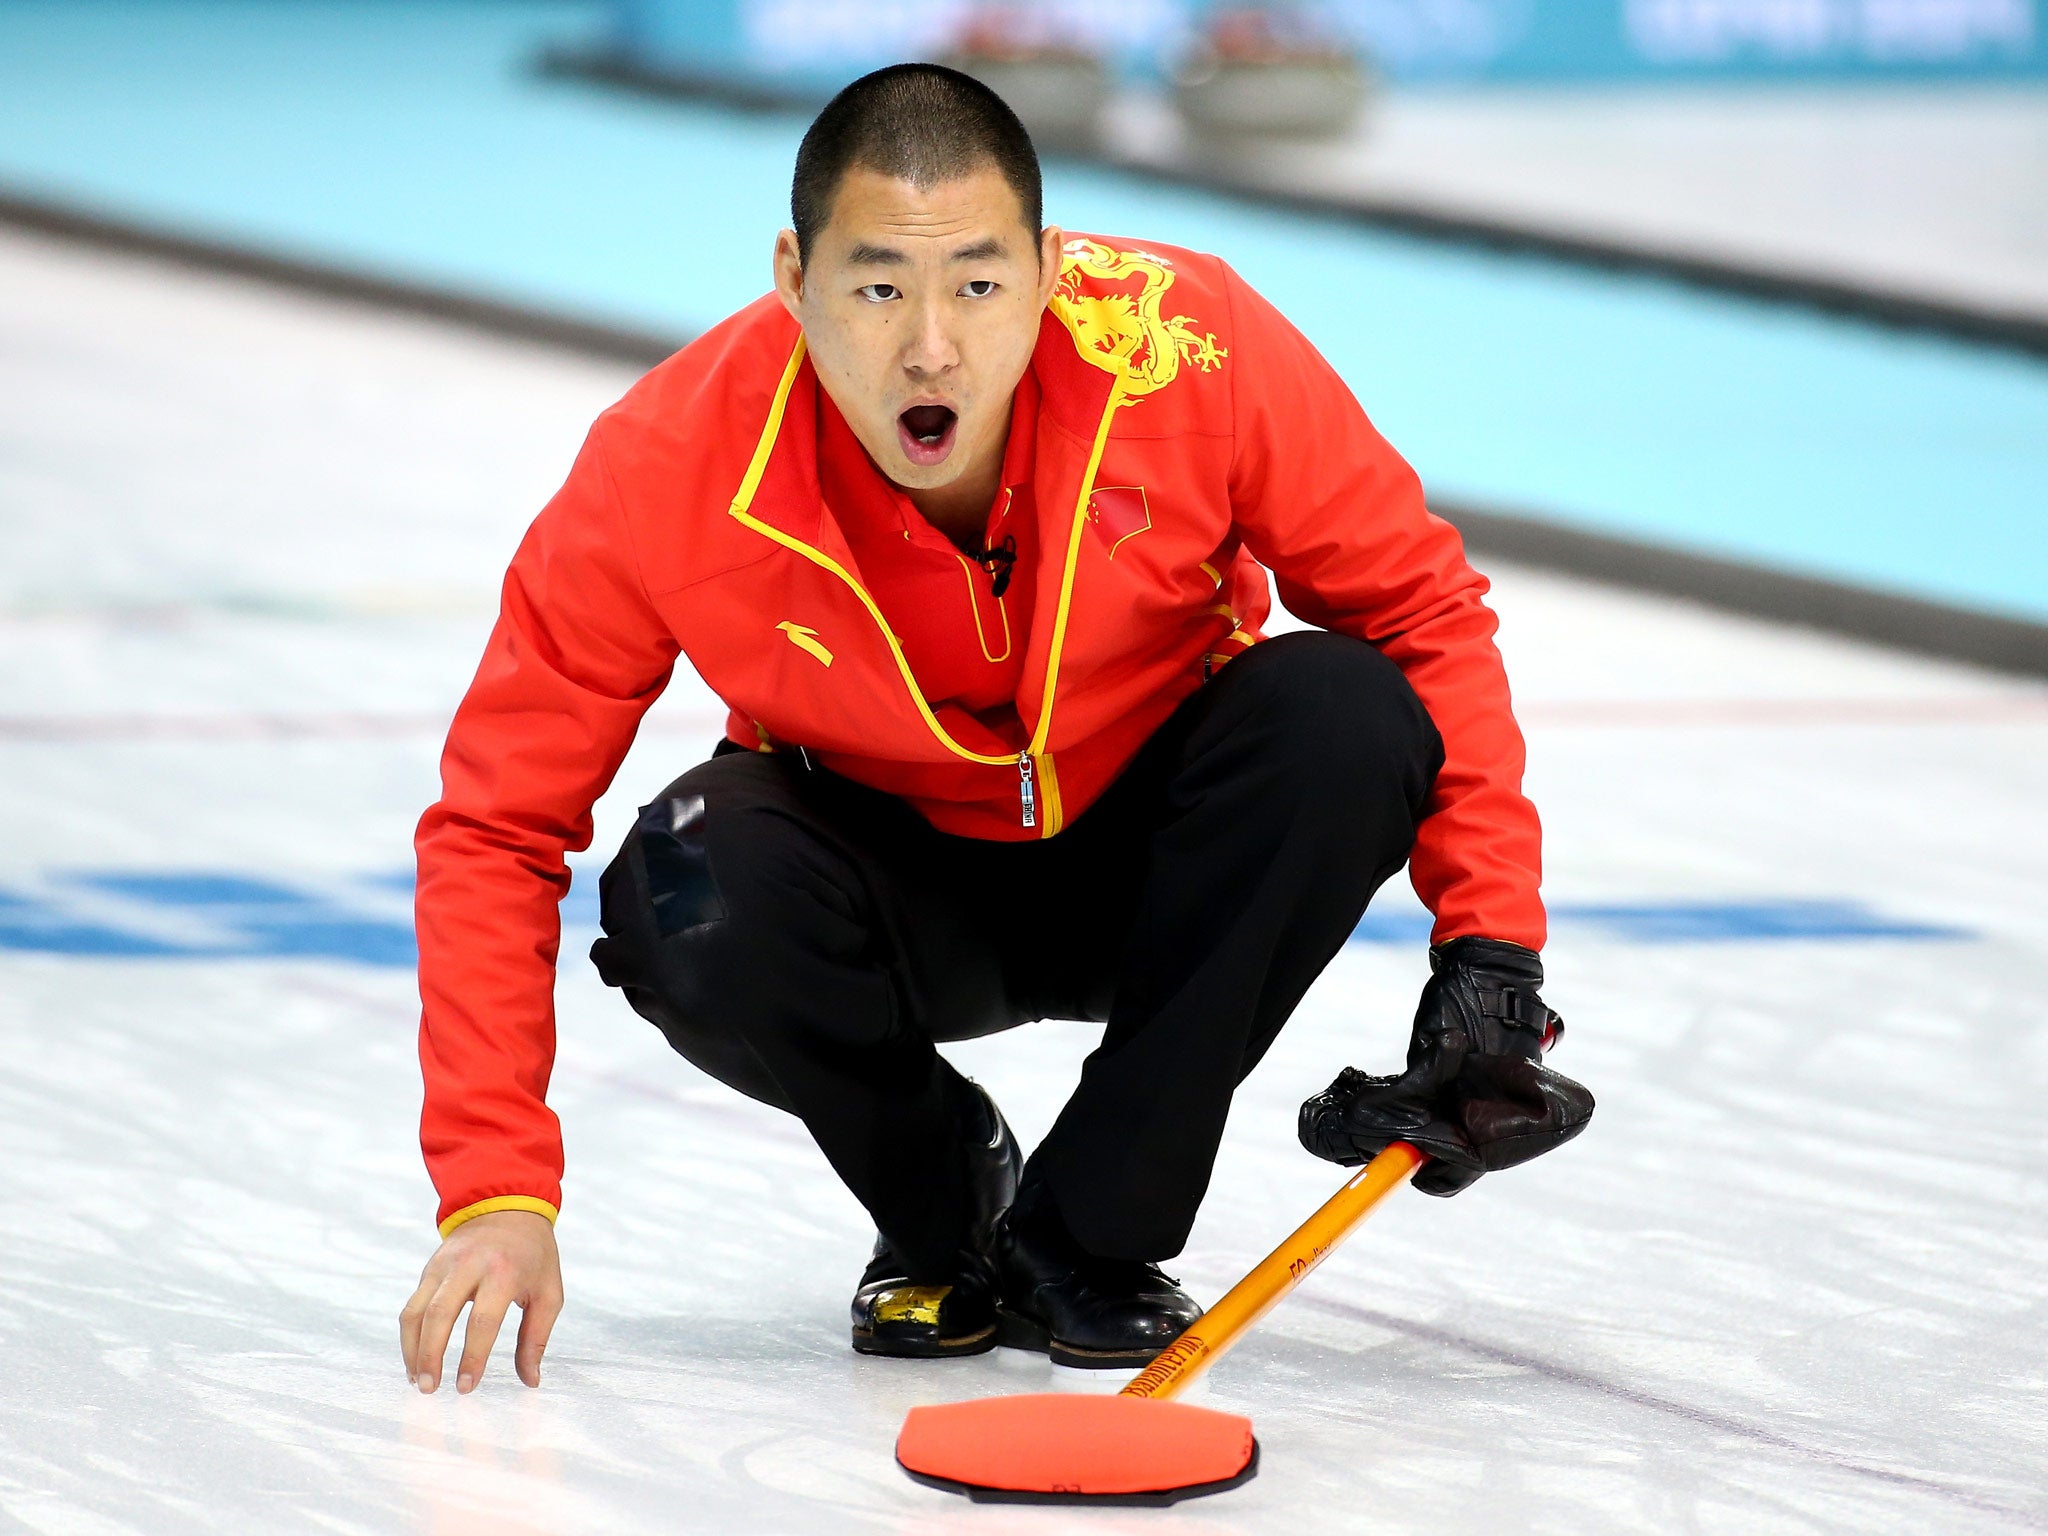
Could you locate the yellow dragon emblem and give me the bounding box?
[1051,237,1227,403]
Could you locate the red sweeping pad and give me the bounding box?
[896,1393,1259,1504]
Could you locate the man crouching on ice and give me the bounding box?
[399,63,1592,1394]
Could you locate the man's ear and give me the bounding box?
[1036,225,1065,307]
[773,228,805,320]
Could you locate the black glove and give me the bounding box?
[1298,936,1594,1196]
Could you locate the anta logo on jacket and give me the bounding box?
[414,232,1543,1232]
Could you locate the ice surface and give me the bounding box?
[3,228,2047,1534]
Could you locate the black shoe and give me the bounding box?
[990,1176,1203,1369]
[849,1081,1022,1359]
[849,1244,1001,1359]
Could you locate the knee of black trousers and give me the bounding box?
[1203,630,1446,820]
[588,757,879,1109]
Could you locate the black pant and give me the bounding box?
[591,631,1444,1280]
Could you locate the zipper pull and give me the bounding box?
[1017,752,1037,828]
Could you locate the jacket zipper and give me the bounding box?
[1017,752,1037,828]
[729,336,1123,841]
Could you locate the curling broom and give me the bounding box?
[896,1139,1427,1503]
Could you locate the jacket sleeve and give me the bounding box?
[414,421,679,1235]
[1219,263,1544,950]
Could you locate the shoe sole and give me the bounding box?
[993,1306,1175,1370]
[850,1322,997,1359]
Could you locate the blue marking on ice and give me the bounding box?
[559,882,601,930]
[1349,909,1438,944]
[0,870,1977,965]
[1552,899,1970,942]
[1348,897,1974,944]
[72,871,320,907]
[233,919,421,967]
[0,888,198,957]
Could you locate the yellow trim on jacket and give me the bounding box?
[439,1194,560,1239]
[1029,376,1125,764]
[953,550,1015,664]
[728,339,1016,769]
[722,330,1128,839]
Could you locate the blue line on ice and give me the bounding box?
[0,869,1973,963]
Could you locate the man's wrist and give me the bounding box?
[437,1195,560,1240]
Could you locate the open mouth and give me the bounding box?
[897,404,959,468]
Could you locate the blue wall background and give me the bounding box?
[616,0,2048,87]
[1,2,2042,624]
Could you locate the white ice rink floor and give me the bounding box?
[4,227,2047,1535]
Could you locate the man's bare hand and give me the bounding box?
[399,1210,563,1394]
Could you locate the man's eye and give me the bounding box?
[858,284,899,303]
[960,280,998,298]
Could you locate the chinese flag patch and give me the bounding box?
[1087,486,1151,557]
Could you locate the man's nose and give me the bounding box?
[901,298,960,376]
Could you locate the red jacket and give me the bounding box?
[415,235,1543,1235]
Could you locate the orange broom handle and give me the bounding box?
[1121,1140,1426,1401]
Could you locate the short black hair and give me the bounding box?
[791,63,1043,264]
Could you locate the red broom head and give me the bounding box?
[896,1392,1258,1504]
